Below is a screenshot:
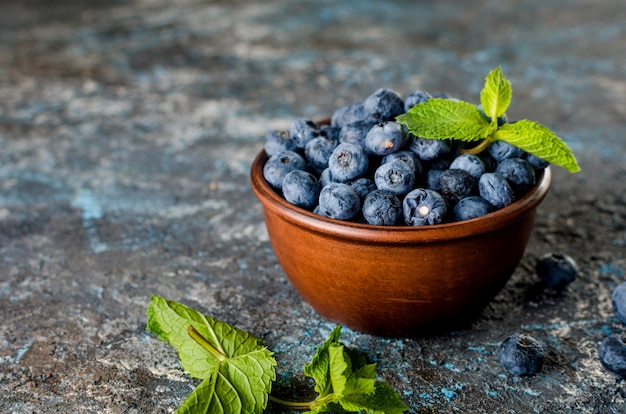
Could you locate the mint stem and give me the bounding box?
[268,395,314,410]
[187,325,227,362]
[461,137,492,155]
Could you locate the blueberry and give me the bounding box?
[449,153,486,180]
[349,177,377,200]
[452,196,494,221]
[427,156,453,171]
[382,150,423,177]
[612,282,626,324]
[364,121,409,156]
[525,152,550,170]
[317,182,361,220]
[478,172,516,209]
[362,189,402,226]
[263,130,297,156]
[409,136,451,161]
[363,88,405,122]
[304,135,338,169]
[263,150,307,190]
[439,169,477,204]
[535,253,578,289]
[320,125,341,142]
[425,169,444,192]
[290,118,321,149]
[495,158,536,196]
[331,102,373,128]
[328,142,369,182]
[339,120,375,146]
[282,170,320,210]
[487,140,525,161]
[404,89,432,112]
[374,160,415,196]
[598,334,626,378]
[403,188,447,226]
[498,333,544,376]
[319,168,334,187]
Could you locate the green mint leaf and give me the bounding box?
[303,325,342,396]
[495,120,581,173]
[480,66,512,123]
[146,296,277,414]
[339,381,410,414]
[396,98,495,142]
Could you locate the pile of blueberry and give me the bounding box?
[262,88,548,226]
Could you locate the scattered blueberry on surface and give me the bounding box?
[374,160,415,196]
[263,150,307,190]
[403,188,447,226]
[282,170,320,210]
[478,172,516,209]
[611,282,626,324]
[317,182,361,220]
[453,196,494,222]
[498,333,544,376]
[362,189,402,226]
[535,253,578,289]
[598,334,626,379]
[328,142,369,183]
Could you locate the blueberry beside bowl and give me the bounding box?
[251,144,551,337]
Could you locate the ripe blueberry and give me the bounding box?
[487,140,525,161]
[611,282,626,324]
[317,182,361,221]
[403,188,447,226]
[331,102,373,128]
[348,177,377,201]
[374,160,415,196]
[404,89,431,112]
[478,172,516,209]
[263,150,307,190]
[452,196,494,221]
[328,142,369,183]
[498,333,544,376]
[382,150,423,177]
[598,334,626,379]
[525,152,550,170]
[362,189,402,226]
[535,253,578,289]
[290,118,321,149]
[449,153,486,180]
[438,168,477,204]
[363,88,405,122]
[339,120,375,146]
[495,158,536,196]
[263,130,297,156]
[304,135,338,169]
[409,136,450,161]
[282,170,320,210]
[364,121,409,156]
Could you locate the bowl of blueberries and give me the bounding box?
[250,86,552,337]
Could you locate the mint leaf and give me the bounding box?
[480,66,512,122]
[302,326,408,414]
[146,295,277,414]
[495,120,581,173]
[396,98,495,142]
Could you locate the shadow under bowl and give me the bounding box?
[250,150,551,337]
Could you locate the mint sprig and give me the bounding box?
[146,296,409,414]
[396,66,580,173]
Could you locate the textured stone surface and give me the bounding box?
[1,0,625,412]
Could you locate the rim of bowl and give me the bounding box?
[250,150,551,244]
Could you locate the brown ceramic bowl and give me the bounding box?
[250,148,551,337]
